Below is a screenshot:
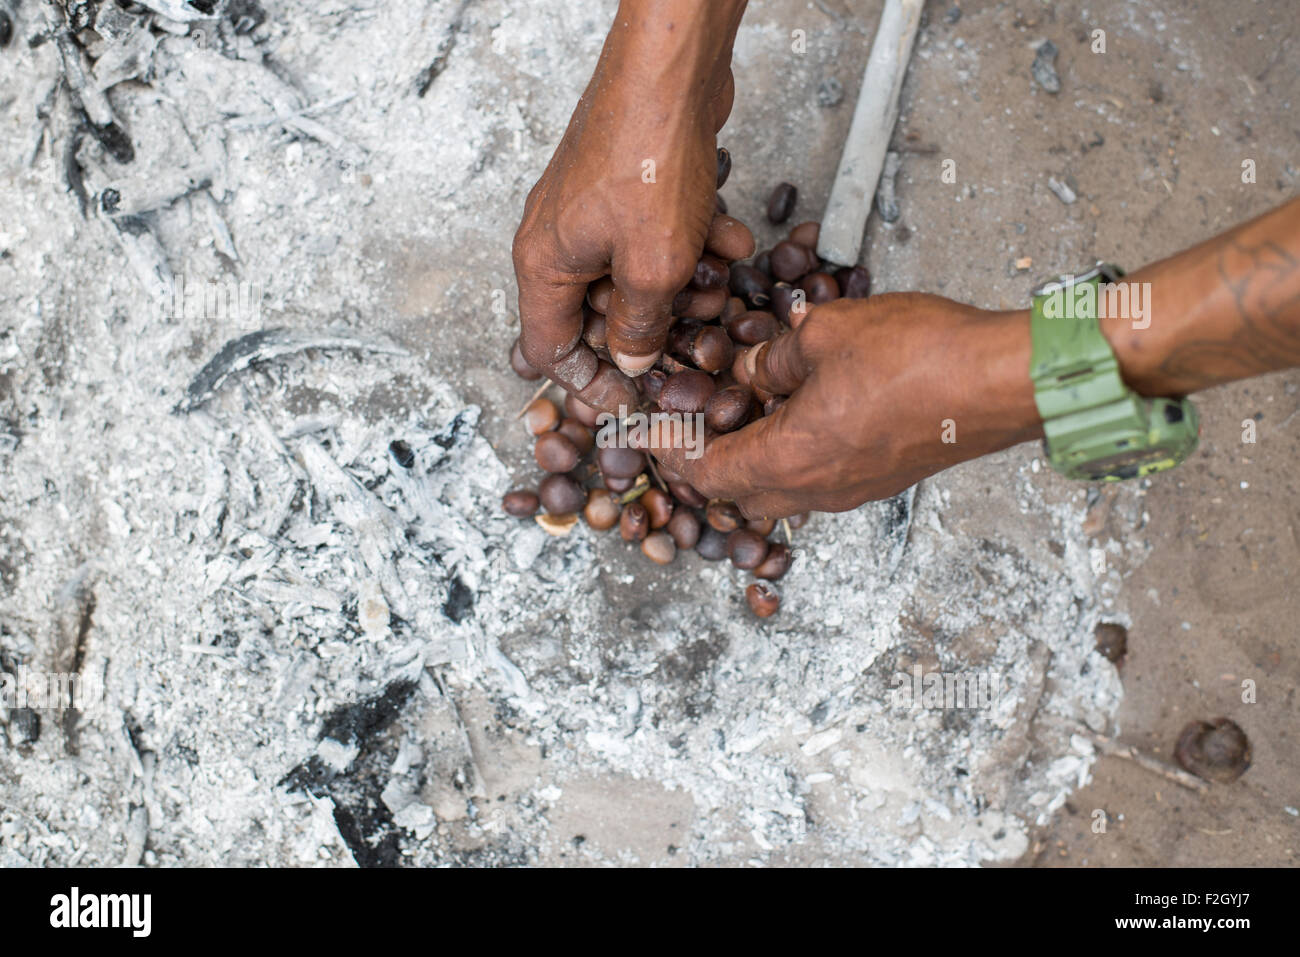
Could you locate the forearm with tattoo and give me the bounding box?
[1104,197,1300,396]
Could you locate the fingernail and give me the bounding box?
[613,351,658,376]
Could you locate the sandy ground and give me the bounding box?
[0,0,1294,867]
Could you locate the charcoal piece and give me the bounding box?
[442,576,473,623]
[319,680,416,748]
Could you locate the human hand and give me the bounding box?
[661,294,1045,518]
[512,0,753,414]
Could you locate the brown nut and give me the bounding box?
[753,249,772,276]
[787,511,810,530]
[564,393,603,429]
[716,147,732,189]
[729,263,773,309]
[668,482,708,508]
[660,370,716,414]
[1093,622,1128,666]
[603,473,637,494]
[659,353,693,375]
[723,310,779,346]
[502,489,540,517]
[788,220,820,249]
[639,368,669,404]
[798,271,840,304]
[671,287,728,320]
[619,501,650,542]
[691,254,730,291]
[767,182,797,224]
[641,530,677,565]
[705,385,753,433]
[770,282,796,325]
[583,488,621,530]
[834,265,872,298]
[691,326,735,373]
[523,398,560,435]
[668,319,703,359]
[746,516,776,536]
[510,338,542,381]
[706,499,745,533]
[641,487,675,529]
[769,240,817,283]
[586,276,614,314]
[556,418,595,455]
[666,508,701,549]
[1174,718,1252,784]
[596,444,646,480]
[695,525,729,560]
[754,543,792,580]
[534,430,580,473]
[727,529,769,569]
[538,473,586,515]
[745,582,780,617]
[731,346,753,387]
[582,309,609,350]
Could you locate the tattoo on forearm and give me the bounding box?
[1159,237,1300,386]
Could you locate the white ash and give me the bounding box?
[0,0,1134,867]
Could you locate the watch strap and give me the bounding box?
[1029,275,1129,422]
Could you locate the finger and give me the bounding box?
[704,213,755,262]
[746,328,811,397]
[605,252,695,376]
[573,358,639,417]
[514,243,600,393]
[674,404,796,503]
[641,413,713,481]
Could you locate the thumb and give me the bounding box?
[746,327,812,396]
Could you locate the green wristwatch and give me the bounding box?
[1029,262,1199,482]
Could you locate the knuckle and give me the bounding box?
[511,229,542,274]
[623,248,697,298]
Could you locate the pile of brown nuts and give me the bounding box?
[503,153,873,618]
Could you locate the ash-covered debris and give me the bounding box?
[281,680,416,867]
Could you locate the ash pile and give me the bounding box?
[1,0,1127,866]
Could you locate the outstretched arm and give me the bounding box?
[663,197,1300,519]
[512,0,751,414]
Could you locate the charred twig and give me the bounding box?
[416,0,471,97]
[175,328,408,413]
[48,16,134,163]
